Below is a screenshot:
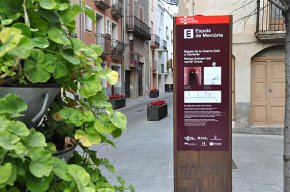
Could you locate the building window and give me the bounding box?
[106,18,111,34]
[84,7,92,32]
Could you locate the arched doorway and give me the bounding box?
[251,45,285,125]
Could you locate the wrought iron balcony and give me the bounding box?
[150,34,160,49]
[111,0,123,19]
[158,40,167,52]
[162,40,167,50]
[256,0,285,42]
[126,16,151,40]
[94,0,110,10]
[96,33,111,56]
[130,51,141,67]
[111,39,124,58]
[64,30,77,38]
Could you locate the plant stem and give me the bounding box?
[23,0,30,27]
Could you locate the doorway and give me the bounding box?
[251,59,285,125]
[125,70,130,98]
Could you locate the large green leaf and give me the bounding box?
[28,9,48,36]
[26,173,54,192]
[67,164,91,190]
[71,38,84,55]
[79,73,102,98]
[45,53,58,73]
[0,116,11,131]
[0,28,23,57]
[0,131,20,150]
[47,27,70,45]
[94,117,116,134]
[24,50,51,83]
[81,44,102,60]
[60,108,84,127]
[74,130,101,147]
[56,3,69,11]
[31,37,49,48]
[12,23,31,37]
[109,112,127,130]
[0,27,22,44]
[8,36,34,59]
[61,48,80,65]
[52,58,69,79]
[83,111,95,123]
[29,147,54,177]
[5,160,17,186]
[27,130,47,147]
[0,163,12,185]
[84,7,96,22]
[52,157,71,182]
[39,0,57,10]
[0,93,27,117]
[9,121,30,137]
[12,142,29,159]
[105,69,119,85]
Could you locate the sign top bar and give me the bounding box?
[176,15,230,25]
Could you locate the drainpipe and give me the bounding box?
[122,0,126,95]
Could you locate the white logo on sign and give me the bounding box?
[184,29,194,39]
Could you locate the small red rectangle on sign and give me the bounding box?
[176,15,230,25]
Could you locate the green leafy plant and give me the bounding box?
[0,91,134,192]
[0,0,134,191]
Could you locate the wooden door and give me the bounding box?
[251,60,285,125]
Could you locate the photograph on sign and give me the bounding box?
[204,67,221,85]
[184,91,221,103]
[184,67,202,86]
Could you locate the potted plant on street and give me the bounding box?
[0,0,134,191]
[109,94,126,109]
[149,89,159,98]
[147,100,168,121]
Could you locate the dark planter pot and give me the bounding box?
[109,98,126,110]
[147,104,168,121]
[0,84,60,128]
[53,144,77,162]
[149,90,159,98]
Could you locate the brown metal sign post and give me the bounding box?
[174,15,232,192]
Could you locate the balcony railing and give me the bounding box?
[126,16,151,40]
[64,30,77,38]
[158,40,167,52]
[130,51,140,67]
[162,40,167,50]
[96,33,111,56]
[150,34,160,48]
[256,0,285,42]
[111,39,124,58]
[111,0,123,19]
[94,0,110,10]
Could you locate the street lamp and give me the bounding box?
[161,0,178,5]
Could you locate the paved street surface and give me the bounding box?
[94,93,283,192]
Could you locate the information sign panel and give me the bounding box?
[175,15,231,151]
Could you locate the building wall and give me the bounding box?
[164,8,174,91]
[179,0,284,129]
[124,0,150,98]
